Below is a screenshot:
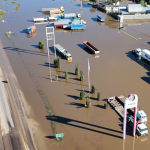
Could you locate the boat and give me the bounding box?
[97,15,105,22]
[54,44,72,61]
[83,41,100,54]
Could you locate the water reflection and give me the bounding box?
[39,48,45,53]
[90,8,96,13]
[104,15,119,29]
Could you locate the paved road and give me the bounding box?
[0,38,36,150]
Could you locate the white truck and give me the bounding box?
[137,110,147,123]
[132,48,150,61]
[127,114,148,136]
[136,123,148,136]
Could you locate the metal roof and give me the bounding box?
[64,13,76,17]
[127,4,142,13]
[138,123,147,129]
[42,8,59,12]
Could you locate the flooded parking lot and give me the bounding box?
[1,0,150,150]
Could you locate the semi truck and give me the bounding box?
[97,15,105,22]
[132,48,150,62]
[71,24,85,30]
[127,114,148,136]
[26,26,36,34]
[54,44,72,61]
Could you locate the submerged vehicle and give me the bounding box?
[83,41,100,54]
[54,44,72,61]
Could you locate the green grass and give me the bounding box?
[0,9,5,15]
[5,33,10,39]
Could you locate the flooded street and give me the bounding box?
[1,0,150,149]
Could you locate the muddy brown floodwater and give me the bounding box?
[1,0,150,150]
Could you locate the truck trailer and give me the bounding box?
[71,24,85,30]
[97,15,105,22]
[83,41,100,54]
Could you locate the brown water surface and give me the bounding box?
[1,0,150,150]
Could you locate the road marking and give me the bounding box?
[0,57,27,149]
[133,28,150,38]
[120,29,141,40]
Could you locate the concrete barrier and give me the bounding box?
[123,14,150,20]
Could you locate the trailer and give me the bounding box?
[63,13,76,19]
[54,44,72,61]
[49,16,57,21]
[50,9,61,14]
[42,8,59,12]
[33,17,47,22]
[83,41,100,54]
[26,26,36,34]
[54,19,71,28]
[71,24,85,30]
[63,24,71,29]
[97,15,105,22]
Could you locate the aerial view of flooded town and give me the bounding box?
[1,0,150,149]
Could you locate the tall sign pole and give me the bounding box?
[46,27,56,82]
[123,94,138,139]
[88,58,90,98]
[80,0,82,19]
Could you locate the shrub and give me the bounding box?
[85,97,91,108]
[5,33,10,39]
[75,63,79,75]
[144,2,147,6]
[140,0,144,6]
[0,9,5,15]
[148,0,150,4]
[80,70,84,81]
[91,85,96,94]
[97,92,101,101]
[54,57,60,68]
[104,103,109,109]
[80,90,85,100]
[65,69,68,79]
[38,41,44,49]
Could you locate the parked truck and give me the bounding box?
[132,48,150,62]
[54,44,72,61]
[127,114,148,136]
[71,24,85,30]
[97,15,105,22]
[26,26,36,34]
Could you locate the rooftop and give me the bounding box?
[138,110,146,117]
[138,123,147,129]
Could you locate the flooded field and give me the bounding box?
[1,0,150,150]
